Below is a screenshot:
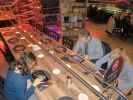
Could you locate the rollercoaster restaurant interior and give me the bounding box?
[0,0,133,100]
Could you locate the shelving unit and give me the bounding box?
[59,0,86,49]
[11,0,43,31]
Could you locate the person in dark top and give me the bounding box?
[0,76,7,100]
[119,13,131,38]
[4,58,42,100]
[114,13,121,28]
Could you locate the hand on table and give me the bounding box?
[33,78,43,87]
[68,51,77,56]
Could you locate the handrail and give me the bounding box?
[70,56,128,100]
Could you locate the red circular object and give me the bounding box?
[0,41,5,51]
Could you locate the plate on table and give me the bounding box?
[16,33,22,38]
[58,96,74,100]
[61,55,84,63]
[54,45,67,53]
[43,38,52,44]
[32,70,51,91]
[32,70,51,82]
[13,45,25,53]
[61,56,75,63]
[8,37,19,44]
[70,55,84,63]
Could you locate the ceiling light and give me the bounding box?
[98,7,101,10]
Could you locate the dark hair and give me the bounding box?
[9,52,37,75]
[21,52,37,64]
[9,59,29,76]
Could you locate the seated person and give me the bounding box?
[20,51,37,71]
[4,59,42,100]
[73,29,104,63]
[96,48,133,99]
[0,76,6,100]
[96,48,124,70]
[106,14,116,35]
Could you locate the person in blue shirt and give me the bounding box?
[73,29,104,63]
[4,58,42,100]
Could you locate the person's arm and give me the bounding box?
[15,76,35,100]
[27,84,35,97]
[73,41,81,53]
[95,53,110,69]
[118,63,133,91]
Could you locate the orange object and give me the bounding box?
[0,41,5,52]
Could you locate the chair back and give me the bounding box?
[103,56,123,83]
[101,41,111,56]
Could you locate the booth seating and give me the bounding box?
[95,56,123,86]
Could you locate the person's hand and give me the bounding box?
[27,80,32,89]
[68,51,77,56]
[33,78,42,87]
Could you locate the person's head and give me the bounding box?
[21,51,37,71]
[9,60,29,75]
[78,29,91,43]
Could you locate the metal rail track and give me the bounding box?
[67,55,127,100]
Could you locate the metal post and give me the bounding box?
[85,0,89,18]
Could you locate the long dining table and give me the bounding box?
[1,29,127,100]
